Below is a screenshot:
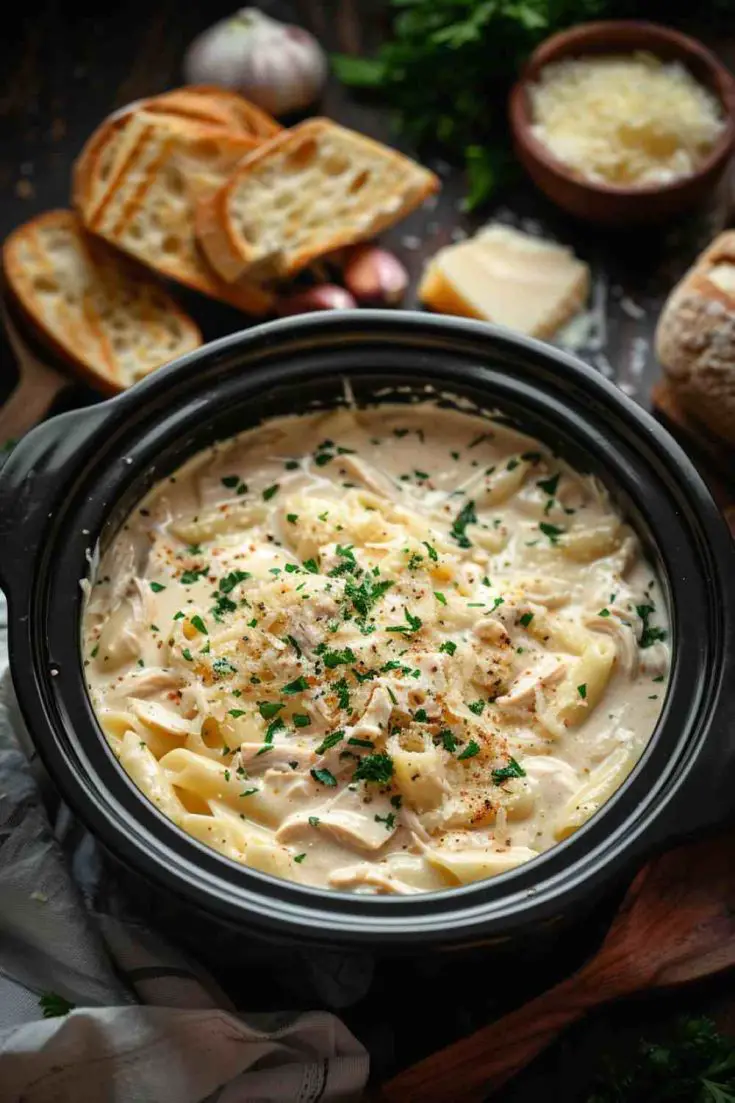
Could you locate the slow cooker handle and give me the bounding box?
[0,404,110,599]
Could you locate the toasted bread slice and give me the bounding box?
[146,86,281,139]
[195,118,440,282]
[73,88,278,220]
[73,106,138,224]
[3,210,202,393]
[80,110,273,314]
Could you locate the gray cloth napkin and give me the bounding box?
[0,595,369,1103]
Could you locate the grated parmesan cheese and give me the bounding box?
[529,51,725,187]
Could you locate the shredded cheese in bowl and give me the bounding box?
[528,51,725,187]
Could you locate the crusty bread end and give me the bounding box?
[655,230,735,443]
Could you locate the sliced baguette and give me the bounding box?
[73,88,278,219]
[73,106,138,225]
[195,117,440,282]
[146,86,281,139]
[3,210,202,393]
[79,110,273,314]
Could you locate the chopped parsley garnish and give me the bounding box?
[322,647,356,669]
[537,473,560,497]
[258,701,284,720]
[521,451,542,463]
[577,683,588,699]
[334,678,351,710]
[221,475,239,488]
[458,739,481,761]
[345,576,394,619]
[414,708,428,722]
[240,788,258,797]
[469,432,491,448]
[283,676,309,695]
[468,699,486,716]
[229,709,246,718]
[652,675,665,683]
[190,614,207,635]
[348,737,374,748]
[287,514,298,524]
[439,728,458,752]
[39,993,75,1019]
[262,484,280,501]
[506,457,520,471]
[353,752,394,785]
[386,607,422,635]
[90,644,99,658]
[224,769,231,782]
[316,730,345,754]
[308,816,320,827]
[539,522,565,544]
[519,612,534,628]
[212,657,238,677]
[599,608,611,617]
[434,590,447,606]
[264,717,285,742]
[311,767,338,786]
[491,596,505,612]
[439,641,457,656]
[636,603,667,649]
[422,541,438,561]
[375,812,396,830]
[451,499,477,548]
[294,853,307,863]
[173,611,185,620]
[303,558,319,574]
[180,567,208,585]
[219,570,251,594]
[293,713,311,728]
[492,757,526,784]
[182,648,193,662]
[285,460,299,470]
[150,581,166,593]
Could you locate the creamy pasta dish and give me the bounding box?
[82,404,669,895]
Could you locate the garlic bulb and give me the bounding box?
[183,8,327,117]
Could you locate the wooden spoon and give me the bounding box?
[379,828,735,1103]
[0,294,71,447]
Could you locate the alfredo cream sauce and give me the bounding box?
[82,405,669,894]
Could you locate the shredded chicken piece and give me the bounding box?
[495,659,565,711]
[112,667,182,699]
[336,454,399,499]
[328,863,420,895]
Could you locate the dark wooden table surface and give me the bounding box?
[2,2,735,1099]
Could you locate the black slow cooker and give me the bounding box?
[1,311,733,952]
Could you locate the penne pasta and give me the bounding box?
[83,404,669,894]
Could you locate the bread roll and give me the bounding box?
[655,231,735,442]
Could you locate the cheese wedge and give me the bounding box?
[419,225,589,339]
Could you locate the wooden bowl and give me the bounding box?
[508,21,735,226]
